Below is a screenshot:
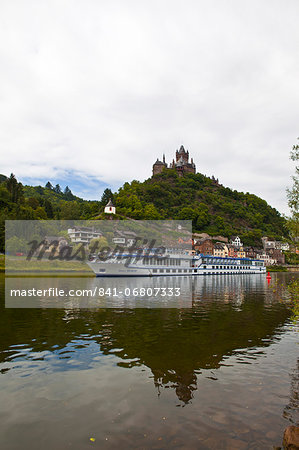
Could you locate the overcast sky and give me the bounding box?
[0,0,298,214]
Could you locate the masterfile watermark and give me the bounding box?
[5,277,193,308]
[5,219,192,275]
[5,220,193,308]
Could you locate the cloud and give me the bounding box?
[0,0,298,214]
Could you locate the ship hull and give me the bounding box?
[87,261,266,277]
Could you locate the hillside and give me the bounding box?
[113,170,287,246]
[0,174,101,251]
[0,170,288,251]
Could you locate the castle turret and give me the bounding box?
[153,157,167,176]
[176,145,189,163]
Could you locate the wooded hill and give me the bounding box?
[112,170,287,246]
[0,170,288,251]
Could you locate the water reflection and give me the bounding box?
[0,273,294,406]
[6,273,272,308]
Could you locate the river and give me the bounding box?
[0,272,298,449]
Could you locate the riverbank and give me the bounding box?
[1,255,94,276]
[267,265,299,272]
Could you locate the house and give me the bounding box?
[178,237,193,245]
[230,236,243,247]
[279,242,290,251]
[237,247,246,258]
[213,242,228,258]
[38,236,69,257]
[112,230,138,247]
[244,246,257,259]
[194,238,214,255]
[256,252,277,265]
[262,237,290,252]
[104,199,116,214]
[227,244,238,258]
[68,226,102,246]
[266,247,285,265]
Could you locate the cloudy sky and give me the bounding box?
[0,0,298,214]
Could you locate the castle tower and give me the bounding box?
[152,157,167,176]
[176,145,189,163]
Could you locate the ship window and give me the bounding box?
[178,269,182,273]
[194,269,197,273]
[166,269,170,273]
[99,269,106,272]
[172,269,176,273]
[160,269,164,273]
[184,269,187,273]
[153,269,157,273]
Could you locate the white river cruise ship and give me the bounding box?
[87,251,266,277]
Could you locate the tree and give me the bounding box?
[195,211,211,230]
[89,236,109,253]
[101,188,114,205]
[44,199,54,218]
[60,201,81,219]
[6,236,27,254]
[287,139,299,242]
[45,181,53,190]
[177,207,197,221]
[27,197,39,209]
[144,203,161,219]
[63,186,74,200]
[35,206,47,219]
[54,184,62,194]
[6,173,23,203]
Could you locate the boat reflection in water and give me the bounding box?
[6,272,268,309]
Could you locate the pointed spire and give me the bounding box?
[163,153,165,163]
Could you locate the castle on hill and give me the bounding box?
[152,145,196,177]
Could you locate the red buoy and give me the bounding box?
[266,271,271,284]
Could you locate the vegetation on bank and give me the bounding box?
[287,279,299,322]
[284,251,299,265]
[266,265,288,272]
[4,255,93,275]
